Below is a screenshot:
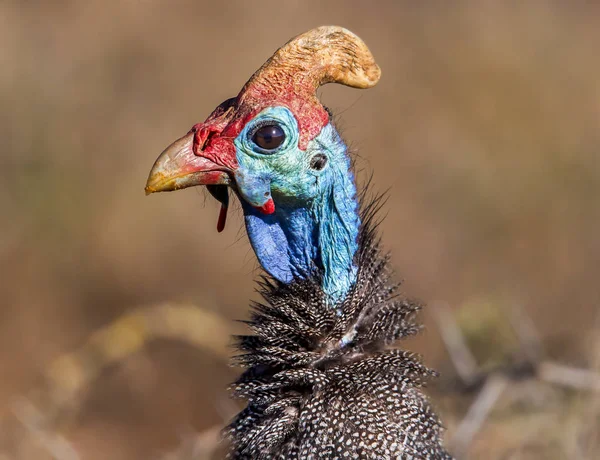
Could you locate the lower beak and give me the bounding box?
[145,132,231,195]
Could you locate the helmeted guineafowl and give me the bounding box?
[147,25,452,460]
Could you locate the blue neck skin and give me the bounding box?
[240,123,360,304]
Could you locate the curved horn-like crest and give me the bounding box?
[239,26,381,104]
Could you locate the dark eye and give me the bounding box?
[252,124,285,151]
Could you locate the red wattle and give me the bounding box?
[256,198,275,215]
[217,204,228,232]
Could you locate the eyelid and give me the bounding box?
[247,119,280,138]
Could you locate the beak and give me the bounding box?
[145,132,231,195]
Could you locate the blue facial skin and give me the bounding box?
[233,107,360,304]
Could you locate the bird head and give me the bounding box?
[146,26,380,302]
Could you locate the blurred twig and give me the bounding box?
[431,302,479,386]
[434,301,600,459]
[537,361,600,392]
[11,398,80,460]
[42,302,231,415]
[1,302,233,459]
[450,375,509,458]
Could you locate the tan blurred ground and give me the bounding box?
[1,1,599,459]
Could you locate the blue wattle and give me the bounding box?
[243,205,319,282]
[237,121,360,304]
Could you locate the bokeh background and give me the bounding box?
[1,1,599,459]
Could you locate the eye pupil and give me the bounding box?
[252,124,285,151]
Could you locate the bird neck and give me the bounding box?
[242,126,360,304]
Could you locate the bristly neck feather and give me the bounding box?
[242,123,360,303]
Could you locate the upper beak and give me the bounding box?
[145,132,231,195]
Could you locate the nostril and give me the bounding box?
[193,127,212,153]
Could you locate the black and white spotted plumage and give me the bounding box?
[225,198,452,459]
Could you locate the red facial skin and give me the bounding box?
[189,85,330,173]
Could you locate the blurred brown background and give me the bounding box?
[1,1,599,459]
